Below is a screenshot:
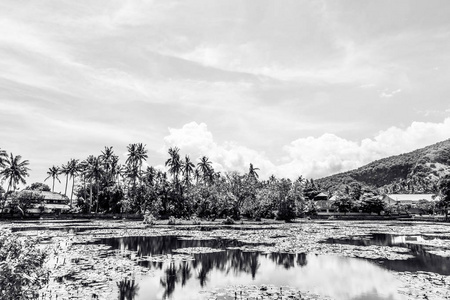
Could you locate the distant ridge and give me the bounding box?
[315,139,450,193]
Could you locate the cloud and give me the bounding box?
[380,88,402,98]
[163,119,450,180]
[162,122,275,175]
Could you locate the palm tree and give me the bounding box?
[182,155,195,187]
[135,143,148,171]
[67,159,80,206]
[0,153,30,213]
[84,156,104,213]
[61,162,71,196]
[0,148,7,169]
[126,143,148,171]
[1,153,30,193]
[144,166,157,186]
[193,169,201,184]
[78,159,89,205]
[124,164,140,191]
[125,143,137,166]
[165,147,182,183]
[248,163,260,181]
[44,166,61,192]
[197,156,213,183]
[100,146,115,182]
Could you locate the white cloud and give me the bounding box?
[163,122,275,175]
[380,88,402,98]
[163,119,450,180]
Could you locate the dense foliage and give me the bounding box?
[0,229,48,300]
[35,145,329,221]
[2,140,450,219]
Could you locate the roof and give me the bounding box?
[44,204,71,210]
[385,194,440,202]
[21,190,69,201]
[314,192,328,201]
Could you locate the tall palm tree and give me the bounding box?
[44,165,61,192]
[0,153,30,213]
[126,143,148,170]
[165,147,182,183]
[248,163,260,181]
[125,143,137,166]
[193,169,201,185]
[182,155,195,187]
[67,159,80,207]
[61,162,71,196]
[124,164,140,190]
[84,156,104,213]
[1,153,30,193]
[135,143,148,171]
[78,159,89,205]
[197,156,213,182]
[100,146,115,182]
[126,143,148,188]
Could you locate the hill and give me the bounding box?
[315,139,450,193]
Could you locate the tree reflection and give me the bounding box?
[117,278,139,300]
[269,252,296,269]
[160,262,179,299]
[297,253,307,267]
[101,236,312,298]
[248,253,260,279]
[179,261,192,286]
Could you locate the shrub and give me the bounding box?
[222,216,235,225]
[143,213,156,226]
[0,229,49,299]
[167,216,181,225]
[191,216,201,225]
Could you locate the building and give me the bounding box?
[313,192,333,212]
[381,194,440,205]
[4,190,71,214]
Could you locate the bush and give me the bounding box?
[143,213,156,226]
[222,216,235,225]
[191,216,201,225]
[167,216,181,225]
[0,229,49,299]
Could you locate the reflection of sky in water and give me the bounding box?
[324,234,450,275]
[135,252,403,300]
[95,236,404,300]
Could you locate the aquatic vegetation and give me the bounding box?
[0,229,48,300]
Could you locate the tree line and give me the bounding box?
[1,144,450,220]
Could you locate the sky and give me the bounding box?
[1,0,450,193]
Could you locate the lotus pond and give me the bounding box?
[2,219,450,300]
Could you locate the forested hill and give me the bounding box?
[315,139,450,193]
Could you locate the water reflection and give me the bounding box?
[117,279,139,300]
[93,236,253,258]
[324,233,450,275]
[99,236,402,300]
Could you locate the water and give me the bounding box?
[324,233,450,275]
[95,236,404,300]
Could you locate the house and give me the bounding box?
[313,192,333,212]
[381,194,440,214]
[4,190,71,214]
[381,194,440,205]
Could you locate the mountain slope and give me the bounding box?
[315,139,450,192]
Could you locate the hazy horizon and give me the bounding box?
[1,1,450,193]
